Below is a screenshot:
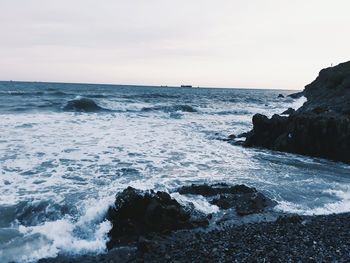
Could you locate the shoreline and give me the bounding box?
[39,212,350,262]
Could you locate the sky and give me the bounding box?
[0,0,349,90]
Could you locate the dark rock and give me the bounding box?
[63,98,105,112]
[244,113,350,163]
[224,133,249,145]
[228,134,236,140]
[177,183,255,197]
[288,91,304,99]
[178,184,277,216]
[276,214,303,224]
[301,61,350,115]
[278,94,285,98]
[281,108,296,115]
[106,187,208,249]
[245,114,289,149]
[211,192,277,216]
[236,132,251,138]
[243,62,350,163]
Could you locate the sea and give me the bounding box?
[0,81,349,262]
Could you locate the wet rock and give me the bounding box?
[211,191,277,215]
[244,113,350,163]
[281,107,296,115]
[178,184,277,216]
[177,183,255,197]
[106,187,208,249]
[245,114,289,149]
[63,98,105,112]
[236,132,251,138]
[227,134,236,140]
[288,91,304,99]
[278,94,285,98]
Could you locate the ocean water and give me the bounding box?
[0,81,349,262]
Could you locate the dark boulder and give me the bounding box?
[106,187,208,249]
[63,98,105,112]
[177,184,277,216]
[278,94,284,98]
[227,134,236,140]
[245,114,289,149]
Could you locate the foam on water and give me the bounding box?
[170,192,220,214]
[276,187,350,215]
[0,197,113,262]
[290,95,307,110]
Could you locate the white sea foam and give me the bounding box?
[291,95,307,110]
[171,192,219,214]
[2,197,113,262]
[276,187,350,215]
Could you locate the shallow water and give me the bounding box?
[0,81,349,262]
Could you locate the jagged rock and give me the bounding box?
[245,113,350,163]
[301,61,350,115]
[106,187,208,249]
[278,94,284,98]
[243,61,350,163]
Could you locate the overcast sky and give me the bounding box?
[0,0,349,89]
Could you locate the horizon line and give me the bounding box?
[0,79,301,91]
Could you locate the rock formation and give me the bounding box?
[105,187,208,249]
[243,61,350,163]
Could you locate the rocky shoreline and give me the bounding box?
[38,184,350,262]
[39,212,350,262]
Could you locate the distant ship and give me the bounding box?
[180,85,193,88]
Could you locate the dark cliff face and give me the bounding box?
[244,61,350,163]
[300,61,350,115]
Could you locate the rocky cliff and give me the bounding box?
[244,61,350,163]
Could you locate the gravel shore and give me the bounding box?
[40,212,350,263]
